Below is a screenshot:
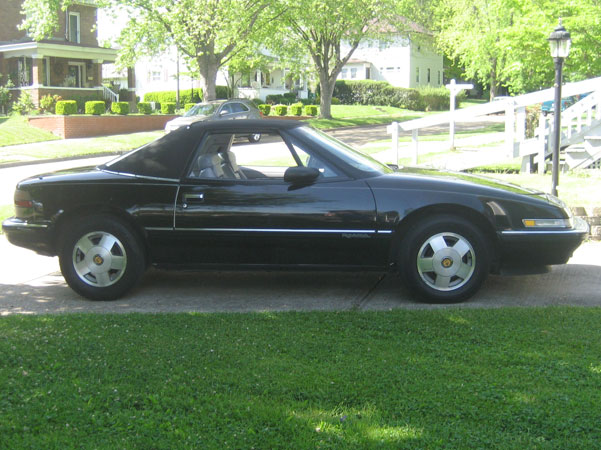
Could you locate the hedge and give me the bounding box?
[266,93,297,105]
[289,103,303,116]
[137,102,152,115]
[55,100,77,115]
[273,104,288,116]
[304,105,318,116]
[215,86,230,99]
[111,102,129,115]
[258,104,271,116]
[161,102,176,114]
[418,86,450,111]
[144,88,202,105]
[85,101,105,115]
[333,80,424,111]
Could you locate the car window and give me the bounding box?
[230,103,249,113]
[187,131,341,180]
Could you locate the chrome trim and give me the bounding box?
[145,227,392,234]
[2,218,49,229]
[100,169,179,183]
[501,217,589,236]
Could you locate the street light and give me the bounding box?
[548,19,571,197]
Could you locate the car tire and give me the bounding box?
[58,215,146,301]
[248,133,261,143]
[398,215,490,303]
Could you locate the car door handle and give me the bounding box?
[182,193,204,208]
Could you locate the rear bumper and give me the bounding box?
[2,217,56,256]
[497,216,589,266]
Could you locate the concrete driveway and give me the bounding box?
[1,235,600,315]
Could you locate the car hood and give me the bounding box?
[167,115,210,126]
[372,166,550,199]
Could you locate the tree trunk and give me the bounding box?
[318,73,336,119]
[197,56,220,102]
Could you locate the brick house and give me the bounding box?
[0,0,132,107]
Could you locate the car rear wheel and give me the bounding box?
[58,216,145,300]
[248,133,261,143]
[399,215,490,303]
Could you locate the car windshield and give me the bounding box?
[295,126,393,175]
[184,103,219,117]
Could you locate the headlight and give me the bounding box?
[522,218,574,228]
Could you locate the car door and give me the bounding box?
[169,129,386,268]
[217,102,249,120]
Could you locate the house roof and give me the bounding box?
[0,41,117,62]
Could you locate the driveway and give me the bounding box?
[1,234,600,315]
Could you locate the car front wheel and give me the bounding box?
[399,215,490,303]
[58,216,145,300]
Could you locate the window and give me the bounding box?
[188,131,340,180]
[68,12,80,43]
[427,68,431,83]
[350,68,357,79]
[341,68,347,79]
[438,71,441,85]
[17,57,32,86]
[68,63,84,87]
[365,67,370,79]
[151,71,161,81]
[415,67,420,83]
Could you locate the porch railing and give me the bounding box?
[102,85,119,103]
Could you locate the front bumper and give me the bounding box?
[497,216,589,266]
[2,217,56,256]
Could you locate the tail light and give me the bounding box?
[14,189,34,219]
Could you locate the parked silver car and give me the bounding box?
[165,99,263,142]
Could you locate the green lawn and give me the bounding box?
[0,115,61,147]
[303,105,430,129]
[2,309,601,448]
[0,130,163,164]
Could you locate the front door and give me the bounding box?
[170,130,385,268]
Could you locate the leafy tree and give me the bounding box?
[269,0,403,119]
[20,0,271,101]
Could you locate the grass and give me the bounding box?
[303,105,430,129]
[0,204,12,230]
[0,115,61,147]
[2,308,601,448]
[0,131,163,164]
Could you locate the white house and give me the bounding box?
[339,30,443,89]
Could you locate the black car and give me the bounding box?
[2,120,588,303]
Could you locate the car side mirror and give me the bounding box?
[219,110,229,116]
[284,166,320,185]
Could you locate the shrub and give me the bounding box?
[39,94,62,114]
[55,100,77,115]
[266,93,297,105]
[418,86,450,111]
[143,89,202,105]
[215,85,230,99]
[12,91,36,115]
[258,104,271,116]
[331,97,341,105]
[289,102,303,116]
[111,102,129,115]
[273,104,288,116]
[184,103,196,112]
[304,105,318,116]
[332,80,425,110]
[69,94,104,113]
[161,102,176,114]
[85,101,106,115]
[137,102,152,115]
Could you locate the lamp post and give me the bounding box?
[547,19,571,197]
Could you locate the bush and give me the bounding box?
[266,93,297,105]
[332,80,425,110]
[55,100,77,115]
[258,104,271,116]
[273,104,288,116]
[85,101,106,115]
[215,86,230,99]
[289,102,303,116]
[68,94,104,113]
[137,102,152,115]
[143,89,202,105]
[418,87,450,111]
[12,91,36,115]
[304,105,318,116]
[39,94,62,114]
[184,103,196,112]
[111,102,129,115]
[161,102,176,114]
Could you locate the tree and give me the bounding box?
[20,0,271,101]
[269,0,402,119]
